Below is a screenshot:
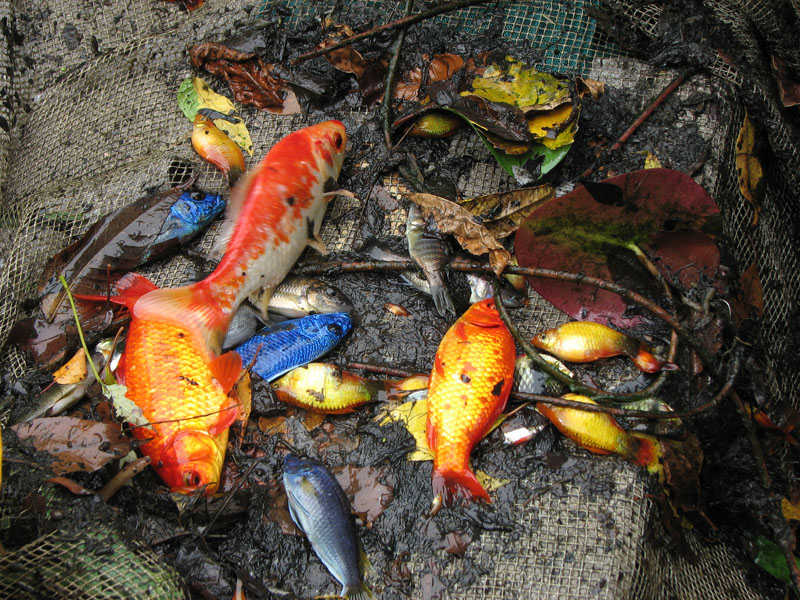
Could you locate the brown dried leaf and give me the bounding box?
[189,43,293,112]
[459,186,554,225]
[409,193,510,276]
[395,53,465,102]
[575,76,605,100]
[771,55,800,107]
[735,112,764,224]
[12,417,131,475]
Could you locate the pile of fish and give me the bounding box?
[9,120,680,598]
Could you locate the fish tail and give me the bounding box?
[343,583,376,600]
[430,280,456,318]
[630,433,663,475]
[432,466,491,505]
[132,280,230,353]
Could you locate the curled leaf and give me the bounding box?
[409,192,510,276]
[379,398,432,461]
[735,112,764,224]
[53,348,89,385]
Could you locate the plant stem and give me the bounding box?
[383,0,414,150]
[291,0,512,65]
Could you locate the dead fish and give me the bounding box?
[222,303,266,350]
[12,338,119,424]
[252,276,354,321]
[282,453,376,600]
[407,111,464,138]
[465,272,528,308]
[406,203,455,318]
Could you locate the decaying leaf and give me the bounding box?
[735,112,764,224]
[464,57,572,112]
[106,383,153,432]
[644,151,663,169]
[397,53,465,102]
[380,398,433,461]
[178,77,254,155]
[409,192,510,276]
[781,497,800,522]
[53,348,88,385]
[575,76,605,100]
[732,260,764,326]
[475,470,510,493]
[334,464,395,527]
[459,186,555,233]
[11,417,131,475]
[771,55,800,107]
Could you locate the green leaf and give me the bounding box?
[177,77,201,121]
[751,535,800,583]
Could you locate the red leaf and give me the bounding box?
[515,169,720,330]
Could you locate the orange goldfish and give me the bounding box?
[79,121,348,493]
[426,299,516,504]
[192,114,246,185]
[537,393,661,473]
[532,321,665,373]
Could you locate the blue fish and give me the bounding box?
[283,454,375,600]
[233,312,352,381]
[145,191,225,259]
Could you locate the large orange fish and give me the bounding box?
[80,121,348,493]
[532,321,665,373]
[425,298,516,504]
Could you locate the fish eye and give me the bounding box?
[325,286,337,296]
[327,324,342,335]
[184,470,202,488]
[333,132,343,149]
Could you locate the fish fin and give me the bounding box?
[132,283,229,354]
[212,165,257,259]
[430,282,456,318]
[431,466,491,505]
[209,397,240,436]
[73,272,159,310]
[322,188,355,201]
[249,288,273,321]
[630,433,663,475]
[343,582,376,600]
[227,165,244,187]
[306,217,328,254]
[209,351,243,395]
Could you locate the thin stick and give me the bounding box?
[580,72,689,179]
[97,456,151,502]
[202,461,259,539]
[383,0,414,150]
[348,362,416,378]
[291,0,511,65]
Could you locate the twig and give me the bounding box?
[291,0,512,65]
[293,258,715,371]
[97,456,151,502]
[348,362,416,378]
[202,461,259,540]
[383,0,414,150]
[580,71,689,179]
[512,348,739,420]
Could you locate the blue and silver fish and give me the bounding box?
[144,191,226,260]
[283,454,375,600]
[233,312,352,381]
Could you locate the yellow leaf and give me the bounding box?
[644,151,662,169]
[538,113,579,150]
[380,398,433,461]
[475,470,510,493]
[782,497,800,522]
[192,77,253,156]
[527,103,575,141]
[53,348,88,385]
[735,112,763,224]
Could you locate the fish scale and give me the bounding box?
[426,298,516,504]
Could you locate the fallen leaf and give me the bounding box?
[106,383,153,432]
[782,497,800,522]
[258,415,287,435]
[515,168,721,330]
[395,53,465,102]
[731,261,764,325]
[644,151,662,169]
[380,398,433,461]
[459,186,555,232]
[771,55,800,107]
[409,192,510,276]
[53,348,88,385]
[526,102,579,150]
[475,470,510,493]
[12,417,131,475]
[178,76,254,156]
[575,76,605,100]
[749,535,800,584]
[735,112,764,224]
[334,464,394,527]
[303,411,327,431]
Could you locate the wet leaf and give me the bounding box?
[732,261,764,325]
[735,112,764,224]
[258,414,287,435]
[459,185,555,233]
[781,497,800,522]
[107,383,153,431]
[409,192,510,276]
[750,535,800,584]
[526,103,579,150]
[515,169,721,330]
[644,151,662,169]
[189,76,254,156]
[771,55,800,107]
[11,417,131,475]
[380,398,432,461]
[396,53,465,102]
[463,57,572,113]
[45,476,94,496]
[575,76,605,100]
[302,411,327,431]
[334,464,394,527]
[475,470,509,493]
[53,348,88,385]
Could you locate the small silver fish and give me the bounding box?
[406,204,455,318]
[222,303,266,350]
[253,276,354,321]
[283,454,375,599]
[13,338,118,424]
[466,272,528,308]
